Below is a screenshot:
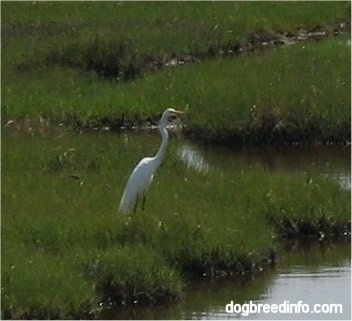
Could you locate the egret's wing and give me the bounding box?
[119,157,155,213]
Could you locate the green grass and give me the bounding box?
[2,1,349,69]
[2,131,350,318]
[3,35,350,144]
[2,1,351,144]
[2,37,351,143]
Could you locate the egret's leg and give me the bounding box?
[142,194,146,211]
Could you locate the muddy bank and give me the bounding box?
[144,22,349,75]
[183,119,351,146]
[4,112,351,146]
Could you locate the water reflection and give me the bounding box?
[177,144,210,174]
[112,130,350,190]
[249,242,351,320]
[324,173,351,191]
[176,142,350,190]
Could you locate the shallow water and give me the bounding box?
[4,129,350,190]
[176,141,351,190]
[105,129,350,190]
[102,241,351,320]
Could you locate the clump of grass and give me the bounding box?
[1,245,96,319]
[262,173,351,237]
[85,245,184,307]
[47,35,144,80]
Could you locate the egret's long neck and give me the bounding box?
[154,122,169,167]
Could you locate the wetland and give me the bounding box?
[2,130,350,318]
[1,1,351,319]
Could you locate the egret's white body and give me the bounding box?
[119,108,183,214]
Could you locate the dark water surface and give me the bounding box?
[177,141,350,190]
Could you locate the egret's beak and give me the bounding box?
[168,110,186,123]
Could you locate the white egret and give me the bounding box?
[119,108,184,214]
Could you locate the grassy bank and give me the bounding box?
[2,132,350,318]
[2,1,351,144]
[3,35,351,144]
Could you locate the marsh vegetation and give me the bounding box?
[1,1,350,319]
[2,132,350,318]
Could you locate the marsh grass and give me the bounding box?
[2,132,349,318]
[2,1,349,71]
[2,246,95,319]
[3,35,350,144]
[262,173,350,237]
[2,1,351,144]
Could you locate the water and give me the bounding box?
[176,140,350,190]
[103,241,351,320]
[113,130,351,190]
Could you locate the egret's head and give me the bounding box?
[160,108,185,125]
